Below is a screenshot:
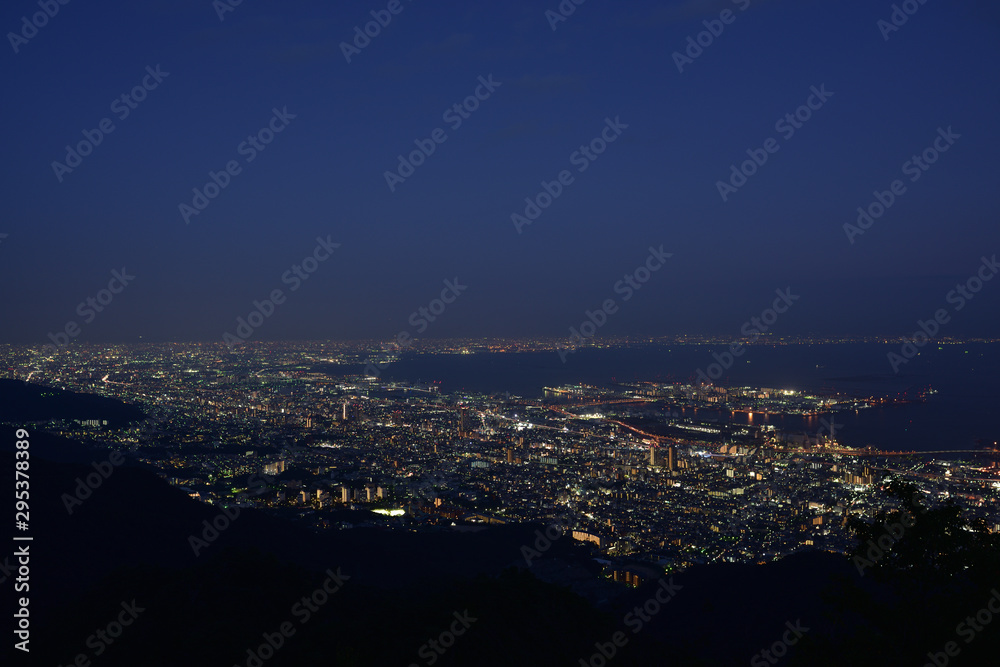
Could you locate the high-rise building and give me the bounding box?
[458,407,475,437]
[264,460,286,476]
[649,445,657,466]
[667,445,676,472]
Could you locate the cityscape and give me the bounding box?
[3,0,1000,665]
[5,340,999,577]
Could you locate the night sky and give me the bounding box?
[2,0,999,344]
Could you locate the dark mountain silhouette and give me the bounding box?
[5,442,999,666]
[3,380,1000,665]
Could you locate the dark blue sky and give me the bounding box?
[2,0,999,344]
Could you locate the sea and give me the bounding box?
[342,343,999,454]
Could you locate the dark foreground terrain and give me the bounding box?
[2,382,998,666]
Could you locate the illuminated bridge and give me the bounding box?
[771,447,998,458]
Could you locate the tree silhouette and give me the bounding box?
[847,478,999,580]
